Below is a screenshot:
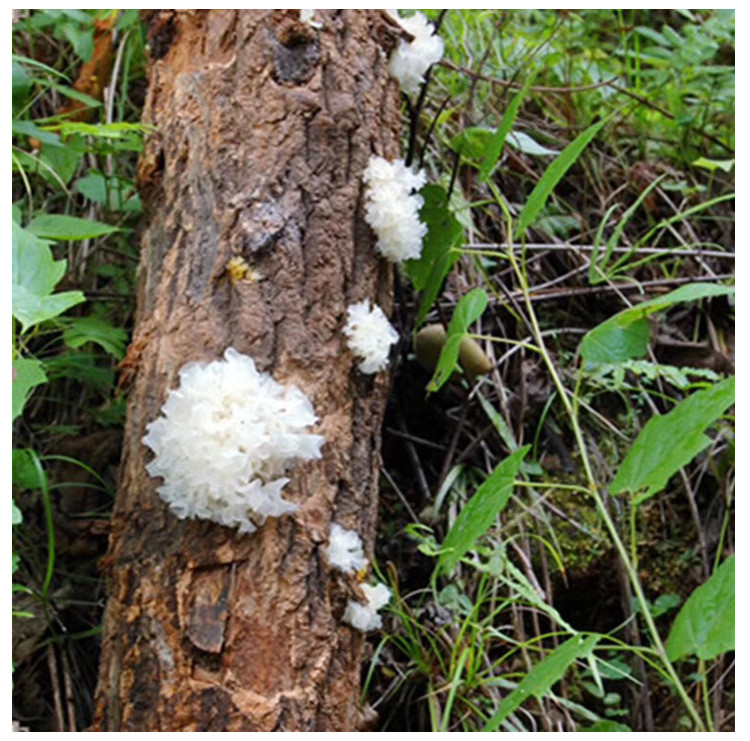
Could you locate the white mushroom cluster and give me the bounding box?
[388,10,445,95]
[325,523,392,632]
[142,348,324,533]
[362,156,427,264]
[343,299,399,374]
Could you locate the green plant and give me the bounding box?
[12,9,147,729]
[378,16,734,727]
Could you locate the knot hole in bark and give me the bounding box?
[272,19,321,86]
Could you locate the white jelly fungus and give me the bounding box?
[142,348,324,533]
[362,156,427,263]
[343,299,399,374]
[343,582,392,632]
[326,523,368,574]
[388,11,444,95]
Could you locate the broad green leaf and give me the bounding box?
[13,140,86,187]
[516,119,606,238]
[76,172,141,212]
[580,283,734,364]
[27,214,120,241]
[483,634,600,731]
[439,446,529,574]
[63,317,128,358]
[580,720,632,732]
[479,75,534,181]
[12,223,85,332]
[12,359,47,421]
[666,556,734,662]
[12,223,64,293]
[13,287,86,334]
[611,377,734,502]
[405,184,462,292]
[427,288,488,392]
[580,318,651,366]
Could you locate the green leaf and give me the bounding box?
[404,185,463,327]
[61,21,94,62]
[580,283,735,364]
[506,130,560,157]
[651,593,682,618]
[611,377,734,502]
[76,172,141,212]
[12,501,23,526]
[63,317,128,358]
[12,448,47,489]
[405,185,462,292]
[691,157,734,173]
[44,351,115,393]
[439,446,529,574]
[479,75,535,181]
[13,139,86,188]
[427,288,489,392]
[11,53,70,81]
[26,214,120,241]
[666,556,734,662]
[12,359,47,421]
[516,119,606,238]
[448,126,493,163]
[45,80,102,109]
[12,223,85,332]
[483,634,600,731]
[12,120,63,148]
[580,720,632,731]
[12,59,33,111]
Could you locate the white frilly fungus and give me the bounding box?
[343,299,399,374]
[388,11,444,95]
[343,582,392,632]
[142,348,324,533]
[326,523,368,574]
[362,156,427,263]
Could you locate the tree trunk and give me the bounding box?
[92,10,400,731]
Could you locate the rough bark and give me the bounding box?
[92,10,401,731]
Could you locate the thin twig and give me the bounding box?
[438,59,620,94]
[47,645,66,732]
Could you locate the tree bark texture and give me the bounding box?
[92,10,401,731]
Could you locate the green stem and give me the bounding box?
[699,659,714,731]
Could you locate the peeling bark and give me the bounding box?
[92,10,401,731]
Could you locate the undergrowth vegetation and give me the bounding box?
[12,9,734,732]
